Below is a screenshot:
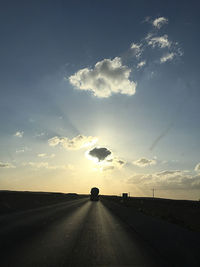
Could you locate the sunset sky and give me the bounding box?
[0,0,200,200]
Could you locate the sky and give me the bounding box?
[0,0,200,200]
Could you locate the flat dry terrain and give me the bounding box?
[102,196,200,232]
[0,190,84,214]
[1,191,199,232]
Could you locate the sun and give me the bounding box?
[85,150,100,164]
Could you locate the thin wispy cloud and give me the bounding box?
[147,35,171,48]
[160,52,175,63]
[130,43,143,58]
[150,123,173,151]
[152,17,168,29]
[137,60,146,68]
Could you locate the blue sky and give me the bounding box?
[0,0,200,199]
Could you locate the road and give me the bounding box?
[0,198,167,266]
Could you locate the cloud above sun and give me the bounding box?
[88,147,111,161]
[86,146,125,172]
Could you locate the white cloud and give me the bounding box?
[37,153,55,159]
[130,43,143,58]
[128,170,200,190]
[148,35,171,48]
[137,60,146,68]
[160,52,175,63]
[152,17,168,29]
[69,57,136,98]
[133,158,157,167]
[0,161,15,168]
[14,131,24,138]
[48,135,98,150]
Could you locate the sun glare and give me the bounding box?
[85,150,100,164]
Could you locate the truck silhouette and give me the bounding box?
[90,187,99,201]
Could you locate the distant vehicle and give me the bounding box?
[90,187,99,201]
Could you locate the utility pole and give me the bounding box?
[152,188,155,198]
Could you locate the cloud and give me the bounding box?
[152,17,168,29]
[147,35,171,48]
[133,158,157,167]
[130,43,143,58]
[16,147,30,153]
[107,158,125,166]
[102,165,115,171]
[48,135,98,150]
[128,170,200,190]
[24,162,73,170]
[0,161,15,168]
[14,131,24,138]
[160,52,175,63]
[102,157,126,171]
[150,123,173,151]
[89,147,111,161]
[116,159,125,166]
[69,57,136,98]
[195,163,200,172]
[35,132,46,137]
[155,170,182,176]
[137,60,146,69]
[37,153,55,159]
[16,149,25,153]
[26,162,49,168]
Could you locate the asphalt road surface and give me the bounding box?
[0,198,168,267]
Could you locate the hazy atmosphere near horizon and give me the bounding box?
[0,0,200,200]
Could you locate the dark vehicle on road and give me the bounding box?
[90,187,99,201]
